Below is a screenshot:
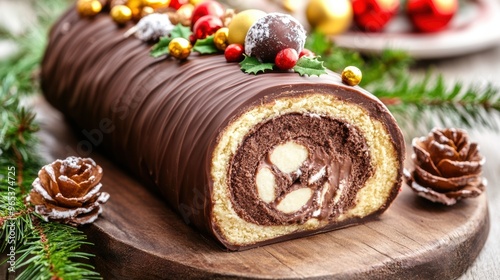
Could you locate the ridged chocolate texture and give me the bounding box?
[41,8,405,250]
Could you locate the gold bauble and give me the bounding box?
[126,0,143,20]
[142,0,170,9]
[306,0,353,35]
[341,66,362,86]
[169,38,192,60]
[176,4,195,26]
[227,9,267,45]
[111,5,133,24]
[127,0,143,9]
[214,27,229,51]
[189,0,205,6]
[110,0,127,7]
[77,0,102,17]
[141,6,155,18]
[282,0,300,12]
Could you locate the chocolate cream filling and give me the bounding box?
[229,113,373,226]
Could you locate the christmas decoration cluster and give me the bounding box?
[77,0,364,78]
[306,0,459,34]
[404,128,486,205]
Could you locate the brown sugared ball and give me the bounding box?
[244,13,306,63]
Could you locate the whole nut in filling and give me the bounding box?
[404,128,486,205]
[269,141,309,173]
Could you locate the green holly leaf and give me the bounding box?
[240,56,274,75]
[150,36,172,57]
[150,24,192,58]
[170,24,192,40]
[193,35,219,54]
[293,56,327,77]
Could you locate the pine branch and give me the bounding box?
[14,222,100,280]
[306,32,413,86]
[1,1,102,279]
[0,0,72,95]
[306,32,500,132]
[0,77,100,279]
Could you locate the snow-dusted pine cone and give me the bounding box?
[27,157,109,226]
[404,128,486,205]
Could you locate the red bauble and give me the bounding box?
[352,0,400,32]
[407,0,458,32]
[169,0,189,10]
[225,44,244,62]
[275,48,299,70]
[192,15,223,40]
[191,1,225,29]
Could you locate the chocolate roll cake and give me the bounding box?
[41,8,405,250]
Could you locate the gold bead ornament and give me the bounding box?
[282,0,300,12]
[189,0,205,6]
[141,6,155,18]
[177,4,195,26]
[127,0,143,9]
[111,5,133,24]
[126,0,143,20]
[169,38,192,60]
[341,66,362,86]
[142,0,171,9]
[77,0,103,17]
[306,0,353,35]
[214,27,229,51]
[227,9,267,45]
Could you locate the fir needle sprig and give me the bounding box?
[306,32,500,136]
[1,0,102,279]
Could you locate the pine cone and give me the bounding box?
[404,128,486,205]
[27,157,110,226]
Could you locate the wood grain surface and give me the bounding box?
[34,95,490,280]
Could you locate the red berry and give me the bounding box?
[169,0,189,10]
[192,15,223,40]
[299,48,314,58]
[189,34,196,45]
[225,44,244,62]
[275,48,298,70]
[352,0,400,32]
[191,1,225,29]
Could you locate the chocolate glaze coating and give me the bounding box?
[41,8,405,250]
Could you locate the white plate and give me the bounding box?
[334,0,500,59]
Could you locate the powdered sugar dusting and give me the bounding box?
[44,165,57,182]
[245,13,306,62]
[32,178,56,202]
[64,156,82,169]
[54,183,102,201]
[58,175,73,184]
[244,20,270,57]
[98,192,110,204]
[35,200,100,219]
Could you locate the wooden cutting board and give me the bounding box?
[36,97,489,280]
